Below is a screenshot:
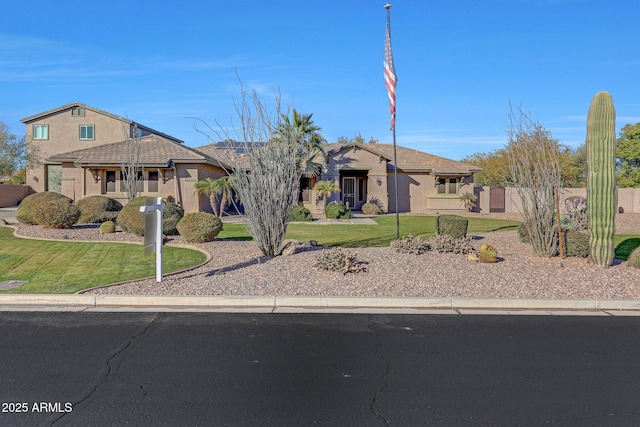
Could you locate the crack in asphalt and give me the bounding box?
[51,313,165,425]
[369,315,391,426]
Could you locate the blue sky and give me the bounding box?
[1,0,638,161]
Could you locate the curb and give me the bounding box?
[0,295,639,314]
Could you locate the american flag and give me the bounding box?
[384,9,397,131]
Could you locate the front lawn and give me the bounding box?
[0,227,207,294]
[219,215,522,247]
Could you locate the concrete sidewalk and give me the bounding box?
[0,206,17,224]
[0,294,639,315]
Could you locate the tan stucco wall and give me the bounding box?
[25,107,134,193]
[325,146,390,211]
[0,185,34,207]
[476,186,640,214]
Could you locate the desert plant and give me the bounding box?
[565,230,590,258]
[628,247,640,269]
[314,247,366,275]
[506,104,563,257]
[564,196,587,230]
[517,220,532,244]
[176,212,223,243]
[16,192,68,225]
[76,195,123,224]
[560,214,581,232]
[427,234,476,254]
[361,200,382,215]
[586,91,617,267]
[436,215,468,239]
[459,192,477,212]
[390,234,431,255]
[478,244,498,263]
[290,205,313,222]
[99,220,116,234]
[325,201,351,220]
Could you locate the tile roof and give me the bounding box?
[47,135,229,168]
[325,142,481,175]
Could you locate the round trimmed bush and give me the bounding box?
[29,193,80,229]
[76,195,122,224]
[16,192,68,225]
[117,197,184,236]
[291,205,313,222]
[176,212,223,243]
[361,202,382,215]
[325,201,350,219]
[99,220,116,234]
[628,247,640,269]
[162,202,184,236]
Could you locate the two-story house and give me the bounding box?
[21,102,228,213]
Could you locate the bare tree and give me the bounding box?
[506,105,564,257]
[121,122,142,201]
[194,85,302,257]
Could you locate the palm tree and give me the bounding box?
[194,175,240,218]
[216,175,240,217]
[193,177,220,217]
[313,180,340,217]
[276,109,327,178]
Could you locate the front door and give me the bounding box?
[342,177,356,209]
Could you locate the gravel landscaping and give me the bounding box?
[8,213,640,300]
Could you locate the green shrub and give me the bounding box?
[162,202,184,236]
[291,205,313,222]
[565,230,590,258]
[176,212,223,243]
[16,192,68,225]
[76,195,123,224]
[435,215,468,239]
[117,197,184,237]
[325,201,350,219]
[478,244,498,263]
[31,194,81,229]
[99,220,116,234]
[518,221,532,244]
[628,247,640,269]
[361,202,382,215]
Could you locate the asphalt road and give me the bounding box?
[1,312,639,426]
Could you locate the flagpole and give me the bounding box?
[385,3,400,239]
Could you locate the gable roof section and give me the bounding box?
[325,141,481,175]
[21,102,184,144]
[46,135,229,169]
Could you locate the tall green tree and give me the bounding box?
[276,109,327,177]
[616,122,640,187]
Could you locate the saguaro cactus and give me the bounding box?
[586,91,617,267]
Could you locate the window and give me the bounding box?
[106,171,116,193]
[148,171,159,193]
[120,171,144,193]
[33,124,48,140]
[71,106,85,117]
[437,178,459,195]
[80,125,95,140]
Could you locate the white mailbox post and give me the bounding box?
[139,197,166,282]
